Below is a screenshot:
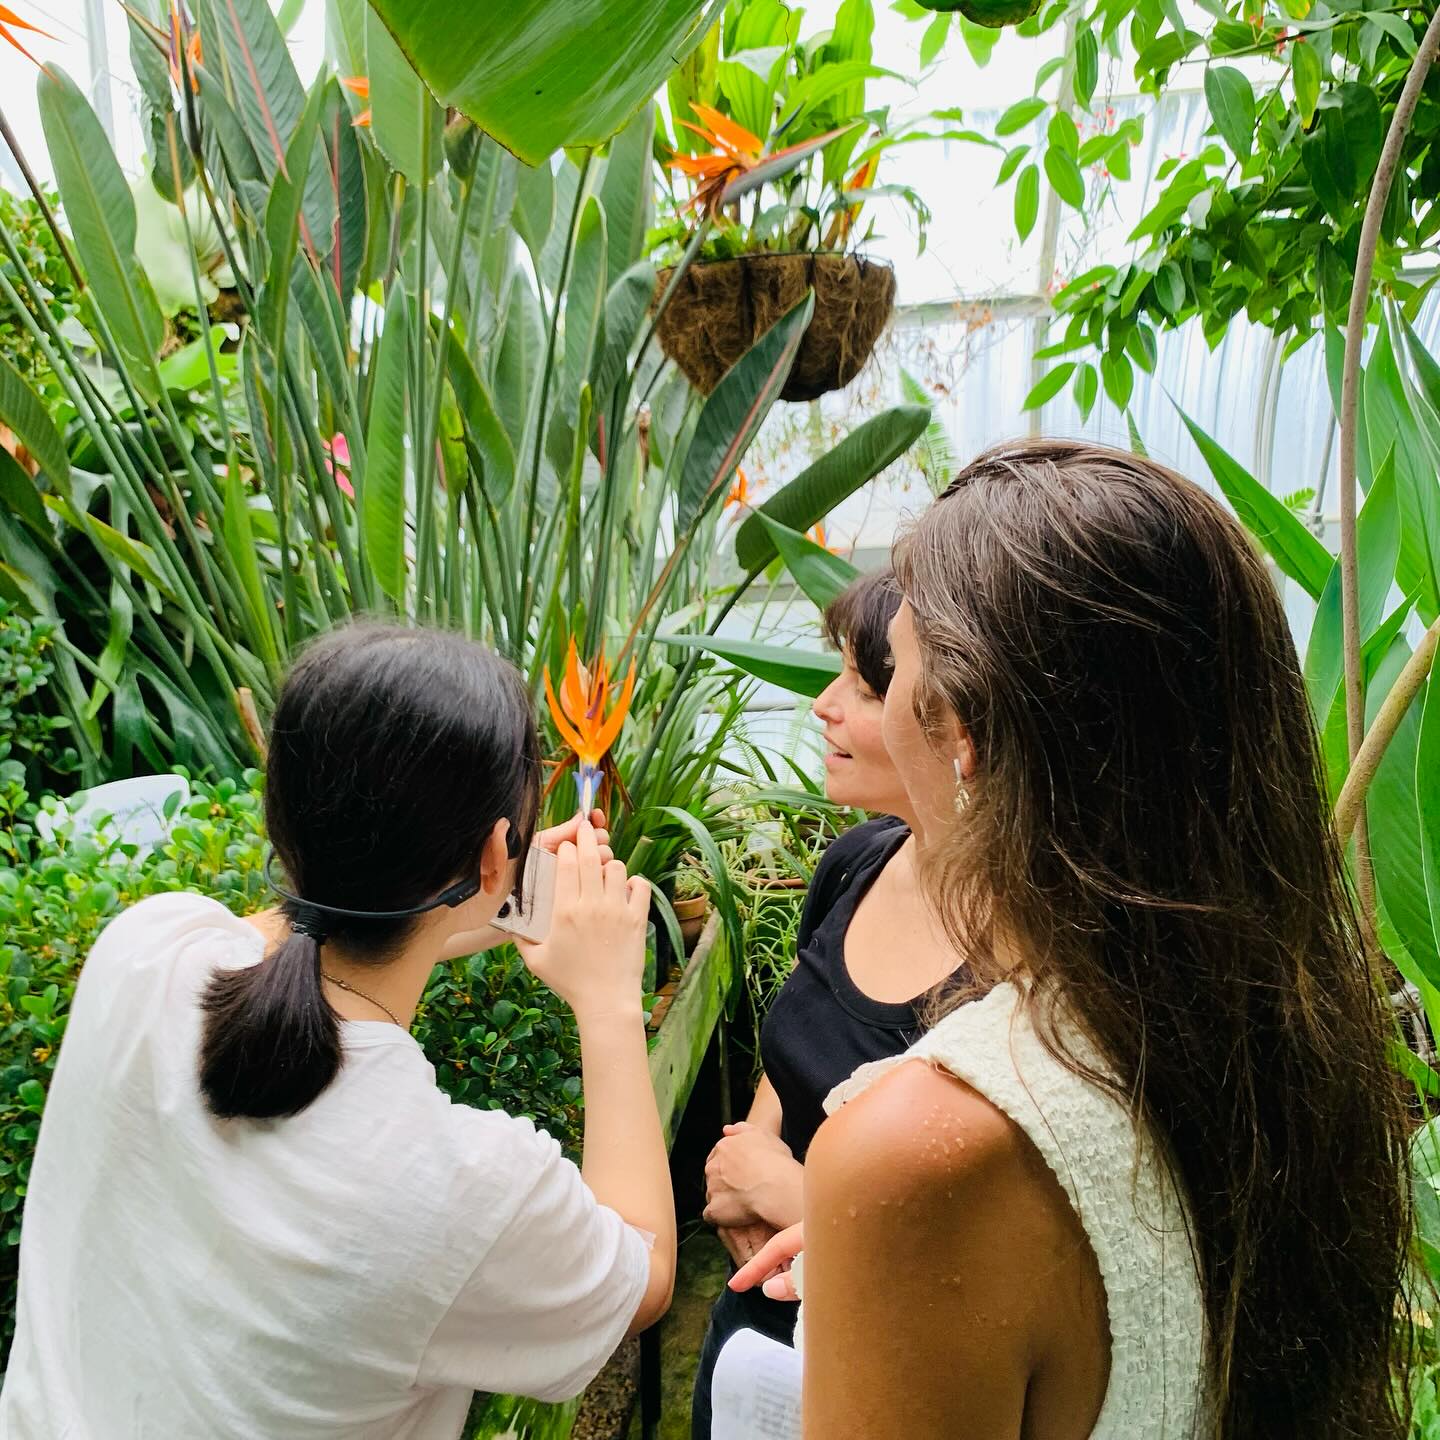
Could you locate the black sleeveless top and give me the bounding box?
[761,815,962,1160]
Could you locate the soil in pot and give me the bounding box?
[655,251,896,402]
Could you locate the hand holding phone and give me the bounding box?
[514,818,650,1019]
[490,846,559,943]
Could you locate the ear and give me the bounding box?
[955,724,978,785]
[478,819,512,899]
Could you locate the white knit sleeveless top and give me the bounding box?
[818,981,1210,1439]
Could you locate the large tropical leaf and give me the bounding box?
[441,325,516,503]
[735,404,929,570]
[1178,408,1332,599]
[0,354,71,495]
[658,633,840,697]
[366,1,443,183]
[1421,672,1440,966]
[559,195,607,436]
[677,293,813,533]
[363,290,411,603]
[37,67,164,388]
[194,0,335,251]
[593,261,656,423]
[598,104,655,289]
[1303,451,1401,722]
[366,0,724,164]
[1368,637,1440,979]
[753,514,860,608]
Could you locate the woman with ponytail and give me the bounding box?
[2,624,675,1439]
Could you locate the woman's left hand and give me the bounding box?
[704,1122,805,1231]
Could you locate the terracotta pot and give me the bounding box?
[674,894,711,955]
[654,252,896,402]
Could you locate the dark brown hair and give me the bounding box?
[199,623,540,1120]
[822,568,902,696]
[893,439,1410,1439]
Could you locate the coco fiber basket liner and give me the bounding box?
[654,252,896,402]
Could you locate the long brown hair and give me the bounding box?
[893,439,1410,1439]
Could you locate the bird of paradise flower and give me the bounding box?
[669,103,856,217]
[341,75,372,128]
[0,3,54,68]
[544,639,636,817]
[166,2,202,93]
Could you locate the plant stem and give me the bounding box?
[1333,615,1440,847]
[1337,3,1440,936]
[519,151,594,630]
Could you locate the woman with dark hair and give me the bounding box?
[2,624,675,1440]
[736,441,1411,1438]
[690,569,965,1439]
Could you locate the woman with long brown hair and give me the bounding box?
[735,440,1411,1438]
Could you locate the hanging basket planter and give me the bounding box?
[654,252,896,403]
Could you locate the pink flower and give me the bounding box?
[322,432,353,499]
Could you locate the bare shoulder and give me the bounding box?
[807,1056,1029,1215]
[801,1057,1110,1440]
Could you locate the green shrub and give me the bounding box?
[0,604,77,790]
[0,767,585,1359]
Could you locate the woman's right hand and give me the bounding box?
[516,818,650,1021]
[729,1223,805,1302]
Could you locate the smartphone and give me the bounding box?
[490,845,558,943]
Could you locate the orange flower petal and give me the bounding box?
[342,75,370,99]
[690,103,762,158]
[592,661,636,758]
[669,152,734,179]
[352,109,371,128]
[545,667,591,760]
[561,638,589,730]
[0,3,54,37]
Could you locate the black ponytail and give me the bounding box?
[199,932,340,1120]
[199,623,540,1120]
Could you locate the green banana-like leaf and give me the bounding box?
[1389,314,1440,625]
[658,633,841,697]
[734,404,929,571]
[324,78,369,304]
[1368,636,1440,980]
[194,0,336,252]
[513,158,556,271]
[37,67,164,389]
[593,261,656,424]
[259,79,326,343]
[441,326,517,503]
[0,353,71,494]
[1303,450,1401,723]
[366,2,444,182]
[752,513,861,608]
[366,0,723,165]
[1178,408,1332,599]
[598,105,655,289]
[559,196,608,437]
[44,497,174,601]
[677,293,814,534]
[1420,672,1440,967]
[364,290,411,603]
[223,464,281,674]
[0,448,53,554]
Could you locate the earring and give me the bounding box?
[953,757,970,814]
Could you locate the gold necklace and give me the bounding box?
[322,971,404,1028]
